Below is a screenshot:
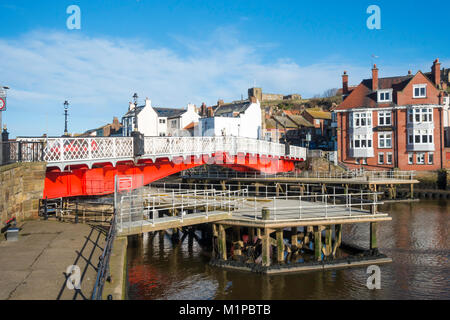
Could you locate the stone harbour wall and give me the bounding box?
[0,162,46,224]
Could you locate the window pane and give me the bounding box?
[355,140,360,148]
[422,135,427,143]
[415,88,420,96]
[415,135,420,143]
[421,87,426,96]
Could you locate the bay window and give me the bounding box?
[408,107,433,123]
[351,111,372,127]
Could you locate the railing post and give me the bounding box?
[60,139,64,161]
[299,195,302,219]
[18,142,22,162]
[181,194,184,223]
[273,196,276,221]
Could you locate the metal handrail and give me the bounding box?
[91,214,116,300]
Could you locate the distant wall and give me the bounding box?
[0,162,46,224]
[262,93,284,101]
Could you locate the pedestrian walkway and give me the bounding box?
[0,220,106,300]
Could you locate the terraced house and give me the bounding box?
[334,58,449,170]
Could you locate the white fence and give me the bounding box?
[16,136,306,166]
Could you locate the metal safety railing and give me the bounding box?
[1,140,44,165]
[91,213,116,300]
[115,182,385,234]
[116,187,249,233]
[182,168,416,181]
[233,191,384,222]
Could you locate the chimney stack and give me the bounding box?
[408,70,412,75]
[342,71,349,95]
[200,102,207,116]
[372,64,379,91]
[432,58,441,87]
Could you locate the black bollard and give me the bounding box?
[44,197,48,220]
[75,199,79,224]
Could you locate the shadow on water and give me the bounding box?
[127,200,450,300]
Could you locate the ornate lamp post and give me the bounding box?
[132,93,138,131]
[0,85,10,165]
[63,100,69,136]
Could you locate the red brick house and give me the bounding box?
[334,59,447,171]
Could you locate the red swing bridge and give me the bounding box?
[16,136,306,199]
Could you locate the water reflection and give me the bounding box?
[127,200,450,300]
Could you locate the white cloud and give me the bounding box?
[0,29,436,137]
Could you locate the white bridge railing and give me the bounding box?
[16,136,306,167]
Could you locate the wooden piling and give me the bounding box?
[370,222,378,251]
[262,228,272,267]
[314,226,322,261]
[212,224,218,258]
[325,225,332,256]
[276,229,284,263]
[332,224,342,257]
[249,227,255,243]
[290,227,298,248]
[218,224,227,261]
[232,226,242,256]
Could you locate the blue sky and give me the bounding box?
[0,0,449,137]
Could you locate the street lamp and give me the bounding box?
[0,85,10,165]
[132,93,139,131]
[63,100,69,136]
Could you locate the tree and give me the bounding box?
[322,88,339,98]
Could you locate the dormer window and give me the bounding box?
[413,84,427,98]
[378,89,392,103]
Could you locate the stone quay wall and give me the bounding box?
[0,162,46,224]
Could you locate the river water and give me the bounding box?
[126,200,449,300]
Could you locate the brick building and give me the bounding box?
[334,59,448,171]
